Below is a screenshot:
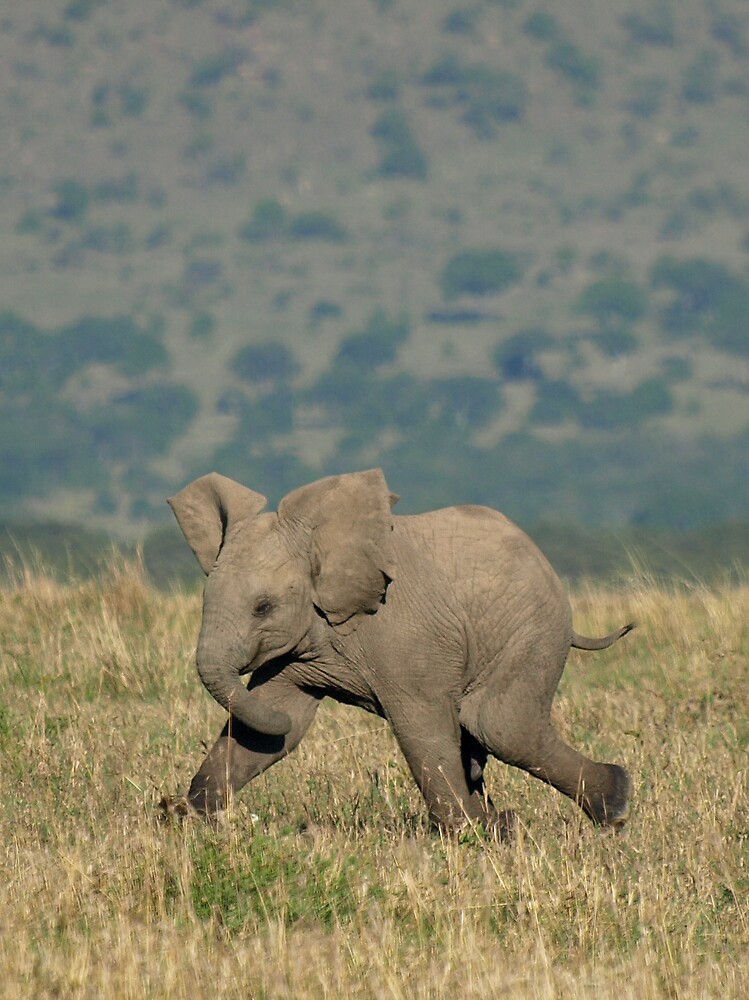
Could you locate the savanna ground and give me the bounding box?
[0,560,747,999]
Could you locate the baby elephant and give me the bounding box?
[164,469,633,836]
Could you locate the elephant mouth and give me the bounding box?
[237,648,299,677]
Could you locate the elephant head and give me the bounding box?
[169,469,397,736]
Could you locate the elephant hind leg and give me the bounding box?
[466,689,630,828]
[520,728,631,828]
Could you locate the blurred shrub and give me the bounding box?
[90,384,199,460]
[183,258,224,287]
[493,328,553,381]
[183,131,215,160]
[58,314,168,377]
[308,365,377,420]
[64,0,104,20]
[651,256,749,353]
[288,210,348,242]
[530,380,581,425]
[711,11,747,58]
[659,208,695,241]
[207,152,246,185]
[241,201,351,245]
[94,174,139,203]
[91,83,149,127]
[371,109,428,179]
[333,309,409,370]
[625,76,667,118]
[32,23,74,47]
[442,8,479,34]
[576,278,648,326]
[593,326,639,357]
[661,356,693,383]
[523,11,560,42]
[587,249,628,273]
[670,126,699,148]
[531,376,672,430]
[430,376,502,428]
[0,312,54,394]
[546,39,600,94]
[460,67,528,134]
[146,223,173,250]
[426,307,487,324]
[688,182,748,218]
[620,4,675,47]
[422,53,468,87]
[232,342,299,384]
[0,312,164,390]
[440,248,523,299]
[681,50,720,105]
[304,312,415,443]
[213,0,288,28]
[50,179,89,222]
[16,209,46,235]
[239,198,288,242]
[0,398,102,501]
[366,72,401,102]
[179,90,213,119]
[120,83,149,117]
[578,378,673,430]
[421,54,527,135]
[231,388,295,438]
[189,47,247,87]
[188,311,215,340]
[82,223,134,254]
[308,300,343,326]
[216,389,245,416]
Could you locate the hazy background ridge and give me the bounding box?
[1,0,748,548]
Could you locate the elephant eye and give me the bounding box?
[253,598,274,618]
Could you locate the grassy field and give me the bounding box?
[1,560,747,998]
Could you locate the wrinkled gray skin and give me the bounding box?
[166,469,633,834]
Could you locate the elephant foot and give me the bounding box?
[158,794,224,828]
[581,764,631,829]
[158,795,193,823]
[158,794,200,821]
[438,808,518,843]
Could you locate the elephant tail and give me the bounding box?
[571,623,635,650]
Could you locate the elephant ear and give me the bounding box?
[168,473,267,575]
[278,469,398,628]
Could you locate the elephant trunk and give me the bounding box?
[195,626,292,737]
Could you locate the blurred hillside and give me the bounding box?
[1,0,748,534]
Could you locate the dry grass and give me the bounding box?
[1,560,747,998]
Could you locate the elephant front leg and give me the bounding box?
[186,676,321,815]
[386,698,503,835]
